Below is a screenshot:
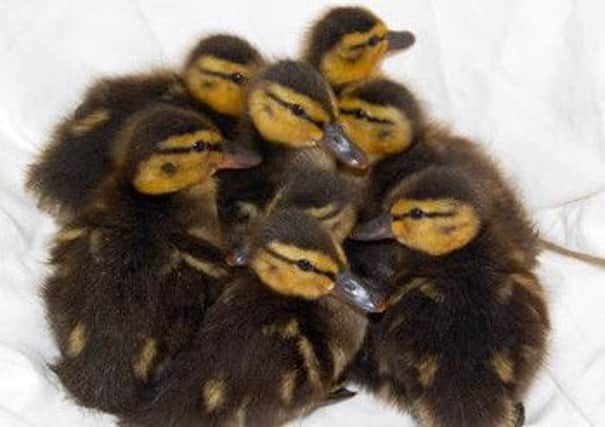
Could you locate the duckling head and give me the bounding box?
[183,34,265,116]
[228,208,384,312]
[352,167,484,256]
[304,7,415,88]
[339,78,423,165]
[113,104,261,195]
[247,60,368,169]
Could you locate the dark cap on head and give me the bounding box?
[186,34,264,67]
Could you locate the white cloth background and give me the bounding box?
[0,1,604,426]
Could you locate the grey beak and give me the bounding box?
[386,30,416,52]
[319,123,368,170]
[350,213,395,241]
[333,269,386,313]
[220,140,263,170]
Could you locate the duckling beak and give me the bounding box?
[320,124,368,170]
[333,269,386,313]
[350,213,394,241]
[386,30,416,52]
[220,140,263,170]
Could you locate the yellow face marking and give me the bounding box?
[339,96,414,164]
[133,130,223,195]
[491,352,514,383]
[251,243,336,299]
[185,55,257,116]
[56,228,86,242]
[66,322,86,358]
[279,371,298,403]
[298,336,322,389]
[320,22,389,87]
[248,83,330,147]
[69,109,111,136]
[203,379,226,412]
[132,337,158,381]
[390,199,480,256]
[180,252,228,279]
[416,354,439,387]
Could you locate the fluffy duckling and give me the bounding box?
[217,60,367,243]
[122,207,384,427]
[349,166,549,427]
[339,78,540,287]
[43,104,255,414]
[303,6,415,90]
[27,34,262,221]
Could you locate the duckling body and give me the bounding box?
[349,167,549,427]
[43,104,246,413]
[28,34,263,221]
[122,208,382,427]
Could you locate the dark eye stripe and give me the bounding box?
[266,91,325,129]
[349,35,386,50]
[156,142,222,155]
[339,108,394,125]
[393,210,456,221]
[265,247,336,280]
[197,67,246,85]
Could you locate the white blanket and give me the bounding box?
[0,1,603,425]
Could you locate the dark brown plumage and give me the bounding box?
[43,104,234,414]
[121,207,379,427]
[27,34,263,222]
[338,78,548,426]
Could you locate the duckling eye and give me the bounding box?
[291,104,306,117]
[231,72,245,84]
[352,109,367,119]
[193,141,206,151]
[296,259,313,272]
[161,162,177,175]
[368,35,381,47]
[408,208,425,220]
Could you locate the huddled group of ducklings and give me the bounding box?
[27,6,550,427]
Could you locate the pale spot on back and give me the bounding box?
[419,282,445,303]
[203,379,226,413]
[67,322,86,357]
[69,109,111,136]
[416,354,439,387]
[510,273,543,298]
[328,342,347,380]
[88,230,103,260]
[298,337,322,389]
[491,351,514,383]
[132,337,158,381]
[56,228,86,242]
[279,371,298,404]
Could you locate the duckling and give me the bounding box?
[348,166,549,427]
[27,34,262,221]
[43,104,256,414]
[303,6,415,91]
[217,60,368,244]
[122,206,384,427]
[338,78,540,287]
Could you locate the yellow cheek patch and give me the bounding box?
[339,97,413,163]
[251,247,335,299]
[320,23,388,87]
[133,131,223,195]
[66,322,86,358]
[185,55,255,116]
[132,337,158,381]
[390,199,481,256]
[248,83,328,147]
[69,109,111,136]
